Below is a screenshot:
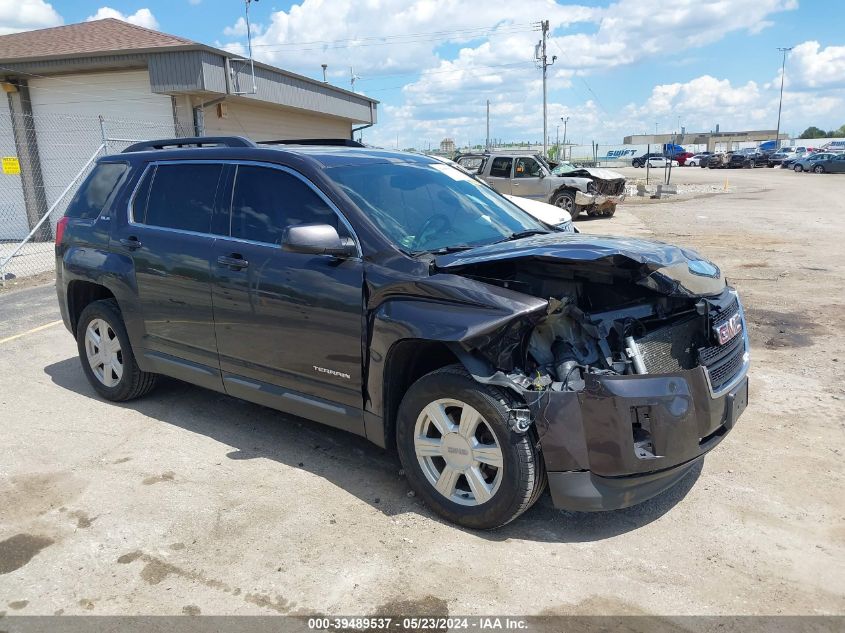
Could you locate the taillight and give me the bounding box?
[55,216,69,245]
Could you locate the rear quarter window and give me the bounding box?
[64,162,129,220]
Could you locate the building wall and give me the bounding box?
[201,99,351,140]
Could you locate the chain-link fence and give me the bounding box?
[0,111,191,285]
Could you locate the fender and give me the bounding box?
[364,272,548,429]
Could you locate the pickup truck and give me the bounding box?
[456,152,625,219]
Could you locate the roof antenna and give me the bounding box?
[350,65,360,92]
[231,0,258,95]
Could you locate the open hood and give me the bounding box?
[434,233,726,298]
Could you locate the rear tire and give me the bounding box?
[396,365,546,530]
[76,299,158,401]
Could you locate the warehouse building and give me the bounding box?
[0,18,378,242]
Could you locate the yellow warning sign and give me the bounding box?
[2,156,20,175]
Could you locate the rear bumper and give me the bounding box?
[531,358,749,511]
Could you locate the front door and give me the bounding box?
[511,156,548,200]
[112,161,225,387]
[210,164,364,431]
[485,156,513,194]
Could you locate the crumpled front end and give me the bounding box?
[534,292,749,510]
[435,234,750,511]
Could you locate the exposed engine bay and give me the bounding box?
[432,235,747,423]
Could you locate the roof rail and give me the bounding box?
[258,138,365,147]
[122,136,256,153]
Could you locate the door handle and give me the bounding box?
[512,183,520,186]
[217,254,249,269]
[119,237,142,250]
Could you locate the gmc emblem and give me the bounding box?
[715,313,743,345]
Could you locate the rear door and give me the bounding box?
[112,161,224,389]
[485,157,513,194]
[829,155,845,173]
[210,163,365,431]
[511,157,548,200]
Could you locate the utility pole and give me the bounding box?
[486,99,490,150]
[321,64,328,82]
[561,116,568,161]
[535,20,556,158]
[775,47,793,150]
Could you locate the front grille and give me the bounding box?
[705,343,745,391]
[711,298,739,330]
[699,299,746,391]
[699,330,743,366]
[634,297,747,392]
[595,179,625,196]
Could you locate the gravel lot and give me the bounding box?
[0,166,843,617]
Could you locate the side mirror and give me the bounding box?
[282,224,357,258]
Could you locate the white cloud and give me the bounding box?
[785,41,845,90]
[214,0,829,147]
[223,16,263,37]
[0,0,63,35]
[86,7,159,30]
[188,0,201,5]
[214,40,247,57]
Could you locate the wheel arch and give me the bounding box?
[376,339,465,450]
[66,280,117,334]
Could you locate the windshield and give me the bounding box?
[551,162,577,175]
[328,161,548,253]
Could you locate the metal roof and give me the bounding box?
[0,19,378,124]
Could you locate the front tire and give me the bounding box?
[813,165,825,174]
[396,365,545,529]
[76,299,158,401]
[551,190,578,219]
[794,164,803,172]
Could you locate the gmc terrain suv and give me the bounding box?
[56,137,749,529]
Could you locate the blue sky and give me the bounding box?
[4,0,845,148]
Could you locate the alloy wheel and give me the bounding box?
[85,318,123,387]
[554,194,574,212]
[413,399,503,506]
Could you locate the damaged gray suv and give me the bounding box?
[56,137,749,529]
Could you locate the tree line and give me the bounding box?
[799,124,845,139]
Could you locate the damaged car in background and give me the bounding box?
[456,152,626,219]
[57,139,749,530]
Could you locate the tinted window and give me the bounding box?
[144,163,223,233]
[515,157,542,178]
[230,166,341,245]
[489,157,512,178]
[65,163,128,220]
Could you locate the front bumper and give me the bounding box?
[531,361,749,512]
[574,192,626,207]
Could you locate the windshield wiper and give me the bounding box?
[496,229,550,243]
[413,244,476,256]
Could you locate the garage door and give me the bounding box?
[28,70,175,213]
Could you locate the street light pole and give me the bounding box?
[775,46,793,151]
[561,116,568,161]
